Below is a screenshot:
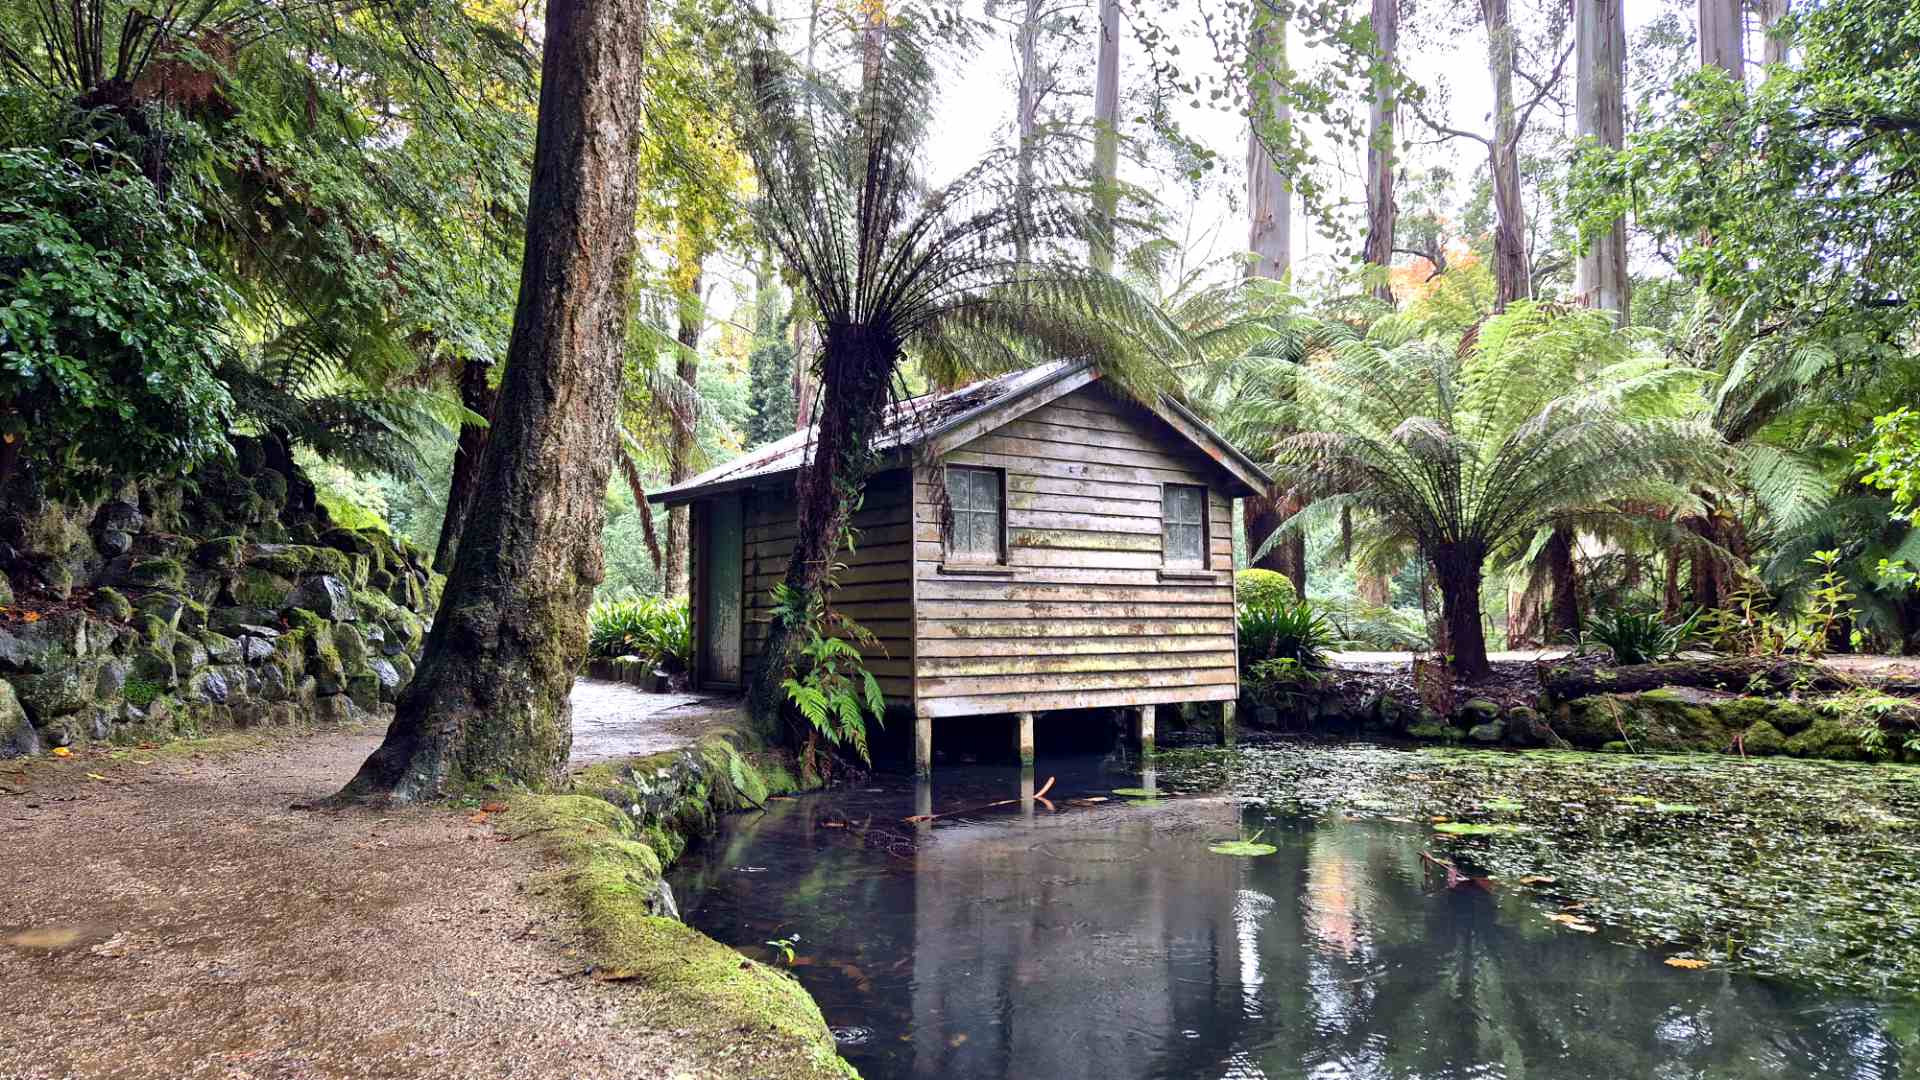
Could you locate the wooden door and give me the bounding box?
[699,495,744,687]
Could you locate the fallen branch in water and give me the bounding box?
[902,776,1056,823]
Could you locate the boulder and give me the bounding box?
[186,668,232,705]
[0,683,39,759]
[346,671,381,713]
[94,658,130,700]
[247,544,352,580]
[191,536,246,571]
[368,658,403,703]
[228,568,296,610]
[334,623,369,668]
[172,636,210,674]
[125,557,186,590]
[1456,697,1502,728]
[1467,720,1505,744]
[237,635,277,665]
[13,660,100,720]
[199,630,239,665]
[0,611,89,674]
[289,575,355,621]
[312,692,354,725]
[89,586,133,621]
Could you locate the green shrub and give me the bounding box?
[1581,608,1704,665]
[586,594,692,673]
[1235,568,1298,610]
[1239,596,1337,669]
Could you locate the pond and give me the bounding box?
[668,745,1920,1079]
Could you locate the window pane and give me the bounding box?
[948,468,1002,560]
[1164,485,1206,563]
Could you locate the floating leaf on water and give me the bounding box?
[1482,798,1525,812]
[1111,787,1156,798]
[1652,803,1701,814]
[1665,956,1710,969]
[1548,913,1598,932]
[1209,840,1279,857]
[1519,875,1557,886]
[1433,822,1529,836]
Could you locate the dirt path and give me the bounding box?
[0,681,743,1080]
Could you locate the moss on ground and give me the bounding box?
[497,734,851,1078]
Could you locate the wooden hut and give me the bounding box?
[650,360,1269,772]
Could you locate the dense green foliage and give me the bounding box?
[0,137,232,492]
[587,594,693,673]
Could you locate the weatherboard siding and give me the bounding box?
[911,385,1239,720]
[740,468,916,702]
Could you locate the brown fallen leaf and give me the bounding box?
[480,801,509,813]
[467,811,489,824]
[1519,875,1557,885]
[85,772,107,781]
[1664,957,1710,970]
[819,820,848,829]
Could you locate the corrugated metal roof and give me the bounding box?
[650,360,1087,504]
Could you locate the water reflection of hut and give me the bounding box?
[650,361,1269,772]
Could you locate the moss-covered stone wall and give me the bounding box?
[499,733,855,1079]
[0,437,441,758]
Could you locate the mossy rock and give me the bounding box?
[1406,721,1464,742]
[192,536,246,571]
[127,557,185,589]
[89,587,133,622]
[346,670,381,713]
[246,544,352,580]
[254,468,290,504]
[135,592,206,633]
[1741,720,1788,756]
[1456,697,1502,727]
[497,793,852,1079]
[1783,715,1876,762]
[333,623,369,668]
[1713,696,1816,736]
[230,568,296,610]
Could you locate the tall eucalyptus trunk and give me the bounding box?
[1244,1,1307,595]
[1481,0,1529,310]
[1756,0,1791,68]
[1090,0,1120,272]
[332,0,648,803]
[1574,0,1629,324]
[1699,0,1745,77]
[1014,0,1044,266]
[664,266,703,598]
[1362,0,1398,304]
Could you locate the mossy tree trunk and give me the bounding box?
[1434,541,1492,681]
[744,326,898,739]
[1546,526,1581,643]
[332,0,648,803]
[434,357,498,574]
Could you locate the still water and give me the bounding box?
[669,753,1909,1079]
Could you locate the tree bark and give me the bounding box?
[1435,542,1491,681]
[433,358,498,575]
[745,326,900,735]
[332,0,648,803]
[1090,0,1120,272]
[1574,0,1629,324]
[1545,526,1581,641]
[664,267,702,598]
[1699,0,1745,78]
[1243,8,1306,594]
[1756,0,1791,68]
[1363,0,1398,304]
[1013,0,1044,267]
[1481,0,1529,311]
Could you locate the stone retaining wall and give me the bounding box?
[0,438,440,757]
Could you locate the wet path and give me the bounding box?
[565,678,743,767]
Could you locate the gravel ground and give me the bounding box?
[0,680,745,1080]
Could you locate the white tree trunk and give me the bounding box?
[1699,0,1745,78]
[1756,0,1791,68]
[1481,0,1529,310]
[1574,0,1629,324]
[1090,0,1120,272]
[1015,0,1044,265]
[1245,6,1291,281]
[1362,0,1398,303]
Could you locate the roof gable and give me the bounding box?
[650,361,1269,504]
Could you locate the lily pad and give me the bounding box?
[1208,840,1279,857]
[1111,787,1157,798]
[1482,798,1525,812]
[1433,821,1530,836]
[1652,802,1701,813]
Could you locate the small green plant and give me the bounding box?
[1580,608,1703,665]
[1702,577,1790,657]
[123,678,162,708]
[586,594,692,672]
[1816,689,1915,758]
[765,934,800,965]
[1799,549,1856,658]
[774,572,885,769]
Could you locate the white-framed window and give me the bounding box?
[946,466,1005,563]
[1162,483,1208,566]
